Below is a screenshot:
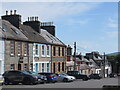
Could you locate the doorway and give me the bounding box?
[53,63,55,73]
[18,64,21,70]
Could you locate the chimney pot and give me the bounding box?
[28,17,29,21]
[30,17,32,21]
[32,17,34,21]
[37,17,38,21]
[6,11,8,15]
[14,10,16,15]
[10,10,12,15]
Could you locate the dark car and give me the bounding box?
[109,73,117,78]
[67,71,89,81]
[2,70,43,85]
[89,74,102,79]
[24,71,47,84]
[38,72,58,83]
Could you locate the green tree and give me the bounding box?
[107,55,118,73]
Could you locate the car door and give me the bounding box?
[11,71,23,82]
[57,74,64,81]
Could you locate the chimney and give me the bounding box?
[2,10,21,29]
[6,11,8,15]
[40,22,55,36]
[23,16,41,33]
[10,10,12,15]
[14,10,16,15]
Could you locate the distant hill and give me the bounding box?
[106,52,120,56]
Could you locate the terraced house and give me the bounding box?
[1,10,66,73]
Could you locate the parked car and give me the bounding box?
[67,71,89,81]
[38,72,58,83]
[2,70,43,85]
[0,74,4,85]
[109,73,117,78]
[56,73,76,82]
[89,74,102,79]
[116,73,120,77]
[24,71,47,84]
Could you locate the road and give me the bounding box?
[1,78,119,89]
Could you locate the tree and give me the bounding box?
[107,55,118,73]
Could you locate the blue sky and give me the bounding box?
[1,2,118,55]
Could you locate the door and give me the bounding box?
[53,63,55,73]
[35,63,38,73]
[18,64,21,70]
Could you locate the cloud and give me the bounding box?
[108,23,118,28]
[2,2,100,21]
[107,17,118,28]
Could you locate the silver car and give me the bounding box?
[56,73,76,82]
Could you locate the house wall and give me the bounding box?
[33,43,66,73]
[0,39,4,74]
[4,40,33,71]
[33,43,51,73]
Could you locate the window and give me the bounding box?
[24,43,28,56]
[11,64,15,70]
[35,44,38,55]
[47,45,50,56]
[53,47,56,56]
[42,45,45,56]
[47,63,50,72]
[24,64,28,70]
[42,63,44,72]
[62,47,64,56]
[58,47,60,56]
[11,28,20,35]
[62,62,64,71]
[58,62,60,72]
[18,42,22,56]
[10,41,15,56]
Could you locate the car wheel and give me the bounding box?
[63,78,68,82]
[4,78,9,85]
[82,78,87,81]
[23,77,32,85]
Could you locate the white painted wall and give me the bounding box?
[33,43,51,73]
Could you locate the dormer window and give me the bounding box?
[2,28,7,32]
[11,28,20,35]
[0,26,7,32]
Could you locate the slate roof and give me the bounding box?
[0,20,28,41]
[0,19,66,47]
[40,29,66,46]
[19,24,49,44]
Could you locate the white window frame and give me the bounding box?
[46,45,50,57]
[41,45,45,57]
[42,63,44,72]
[34,44,39,57]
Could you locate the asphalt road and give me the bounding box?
[1,78,119,89]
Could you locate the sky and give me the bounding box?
[1,1,118,55]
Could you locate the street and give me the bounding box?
[1,78,119,89]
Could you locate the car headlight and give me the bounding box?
[33,76,38,79]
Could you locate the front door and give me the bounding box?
[53,63,55,73]
[35,63,38,73]
[18,64,21,70]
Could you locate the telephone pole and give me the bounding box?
[103,52,106,78]
[74,42,76,71]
